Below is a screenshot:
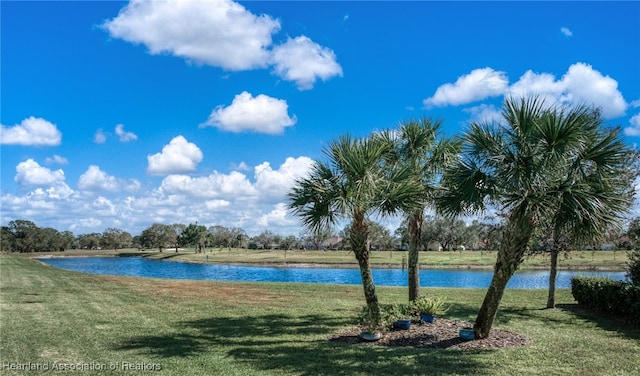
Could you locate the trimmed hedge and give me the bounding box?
[571,276,640,323]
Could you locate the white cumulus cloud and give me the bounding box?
[202,91,296,134]
[95,124,138,143]
[424,67,509,107]
[15,159,65,186]
[254,156,314,199]
[426,63,628,120]
[1,117,62,146]
[271,36,343,90]
[101,0,341,89]
[147,136,203,175]
[560,27,573,37]
[257,202,296,227]
[624,113,640,137]
[78,165,140,192]
[463,104,502,124]
[115,124,138,142]
[1,155,317,236]
[94,129,107,144]
[102,0,279,71]
[45,155,68,165]
[160,171,257,199]
[508,62,627,118]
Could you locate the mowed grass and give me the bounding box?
[138,248,630,270]
[1,255,639,375]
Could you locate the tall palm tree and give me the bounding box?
[437,96,635,339]
[288,134,422,325]
[378,118,460,301]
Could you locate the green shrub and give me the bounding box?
[571,276,640,323]
[409,296,449,316]
[358,303,411,333]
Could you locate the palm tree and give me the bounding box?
[540,108,638,308]
[379,118,460,301]
[288,134,422,325]
[437,96,635,339]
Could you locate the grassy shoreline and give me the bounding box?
[1,254,639,375]
[19,248,631,271]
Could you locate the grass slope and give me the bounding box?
[1,255,638,375]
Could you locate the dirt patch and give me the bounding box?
[330,318,530,350]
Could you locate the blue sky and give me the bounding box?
[2,0,639,237]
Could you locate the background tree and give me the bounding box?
[102,228,132,251]
[60,231,75,250]
[1,221,75,252]
[39,227,65,252]
[1,226,15,252]
[229,227,247,248]
[5,220,39,253]
[301,226,333,250]
[208,225,233,248]
[171,223,186,251]
[627,248,640,285]
[421,216,470,251]
[472,219,503,251]
[180,223,207,253]
[140,223,177,252]
[280,235,300,251]
[627,217,640,248]
[437,97,635,338]
[342,221,397,251]
[252,230,277,249]
[288,133,422,325]
[367,221,397,251]
[77,233,102,250]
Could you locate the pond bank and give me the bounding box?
[22,248,629,272]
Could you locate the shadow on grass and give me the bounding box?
[115,313,491,375]
[556,303,640,339]
[445,302,481,322]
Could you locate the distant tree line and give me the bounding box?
[2,215,638,254]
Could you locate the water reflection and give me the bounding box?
[39,257,626,289]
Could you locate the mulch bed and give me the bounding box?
[329,318,531,350]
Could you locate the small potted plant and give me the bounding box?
[410,296,448,323]
[358,306,383,341]
[379,303,412,331]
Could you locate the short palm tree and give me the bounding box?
[378,118,460,301]
[288,134,422,325]
[437,96,635,339]
[540,107,637,308]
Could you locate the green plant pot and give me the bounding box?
[420,313,436,323]
[393,319,411,330]
[459,328,475,341]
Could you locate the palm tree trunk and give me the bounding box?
[547,249,559,308]
[356,248,379,318]
[474,264,511,339]
[474,216,532,339]
[351,213,380,323]
[408,211,423,302]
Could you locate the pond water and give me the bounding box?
[38,257,626,289]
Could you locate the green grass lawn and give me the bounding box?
[134,248,629,271]
[1,255,638,375]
